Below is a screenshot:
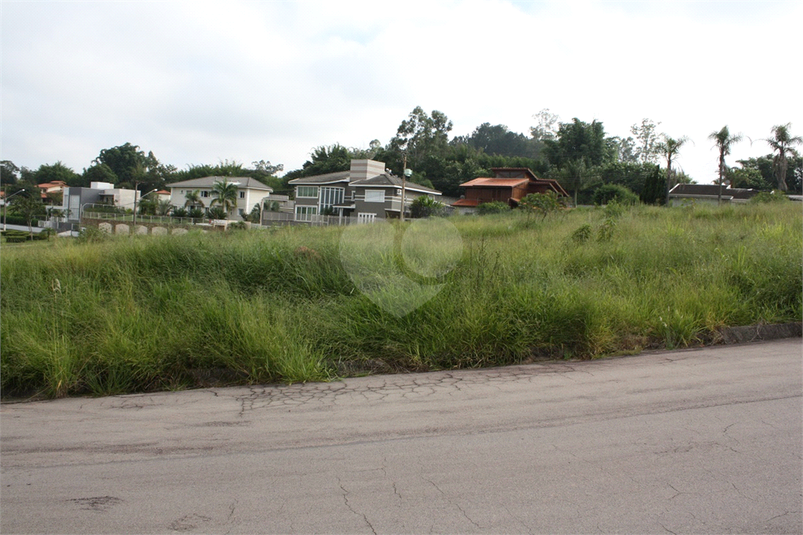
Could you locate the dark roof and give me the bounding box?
[669,184,758,200]
[350,173,441,195]
[167,176,272,191]
[287,171,350,185]
[491,167,539,180]
[287,168,442,195]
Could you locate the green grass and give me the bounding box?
[1,202,801,399]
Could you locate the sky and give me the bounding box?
[2,0,801,185]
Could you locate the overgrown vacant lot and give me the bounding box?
[2,202,801,399]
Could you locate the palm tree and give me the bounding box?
[210,180,239,218]
[765,123,802,192]
[709,126,743,204]
[658,135,689,205]
[184,190,204,209]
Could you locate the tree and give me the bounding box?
[27,162,81,186]
[210,179,239,217]
[391,106,453,173]
[252,160,284,177]
[9,193,46,238]
[1,160,20,185]
[94,143,169,191]
[542,118,609,169]
[606,136,638,163]
[764,123,802,192]
[631,118,662,164]
[459,123,536,159]
[530,108,559,142]
[94,143,148,185]
[558,160,596,207]
[657,135,689,204]
[184,190,204,209]
[709,126,743,204]
[82,163,117,187]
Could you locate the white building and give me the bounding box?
[61,182,140,223]
[166,176,273,220]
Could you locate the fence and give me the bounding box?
[82,211,208,226]
[81,210,381,231]
[260,212,375,227]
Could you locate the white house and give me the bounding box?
[61,181,140,223]
[165,176,273,220]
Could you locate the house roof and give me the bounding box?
[287,171,350,185]
[451,198,480,207]
[166,176,273,191]
[669,184,758,200]
[289,169,441,195]
[351,173,441,195]
[491,167,539,180]
[459,177,529,188]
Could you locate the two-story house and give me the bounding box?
[288,159,442,222]
[452,168,569,212]
[166,176,273,219]
[61,182,140,223]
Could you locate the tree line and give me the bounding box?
[2,109,801,208]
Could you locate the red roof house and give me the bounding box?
[452,168,569,208]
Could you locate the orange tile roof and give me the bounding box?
[451,198,480,207]
[459,177,529,188]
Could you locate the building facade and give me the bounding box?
[288,160,442,222]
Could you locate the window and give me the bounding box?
[295,205,318,221]
[201,191,210,198]
[297,186,318,198]
[239,191,245,199]
[319,187,344,211]
[357,213,376,223]
[365,190,385,203]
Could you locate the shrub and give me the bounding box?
[593,184,639,206]
[476,201,510,215]
[208,207,227,220]
[410,196,446,218]
[750,190,790,204]
[519,191,569,221]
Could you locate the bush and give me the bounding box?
[750,190,790,204]
[410,196,446,218]
[476,201,510,215]
[593,184,639,206]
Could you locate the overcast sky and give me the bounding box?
[2,0,801,184]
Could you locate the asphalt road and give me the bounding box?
[1,339,801,534]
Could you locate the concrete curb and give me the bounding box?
[714,322,802,345]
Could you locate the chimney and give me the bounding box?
[350,159,386,182]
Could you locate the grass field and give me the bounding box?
[1,202,801,399]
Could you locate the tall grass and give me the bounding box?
[2,202,801,398]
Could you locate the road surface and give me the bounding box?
[1,339,801,534]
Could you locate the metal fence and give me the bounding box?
[83,212,208,226]
[82,210,380,229]
[260,212,374,227]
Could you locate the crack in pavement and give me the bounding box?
[337,478,377,535]
[423,477,481,530]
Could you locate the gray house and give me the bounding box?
[288,159,442,222]
[668,184,759,205]
[61,181,139,223]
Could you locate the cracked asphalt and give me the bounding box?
[1,339,801,534]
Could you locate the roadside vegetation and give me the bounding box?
[1,202,801,399]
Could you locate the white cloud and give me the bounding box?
[2,0,800,182]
